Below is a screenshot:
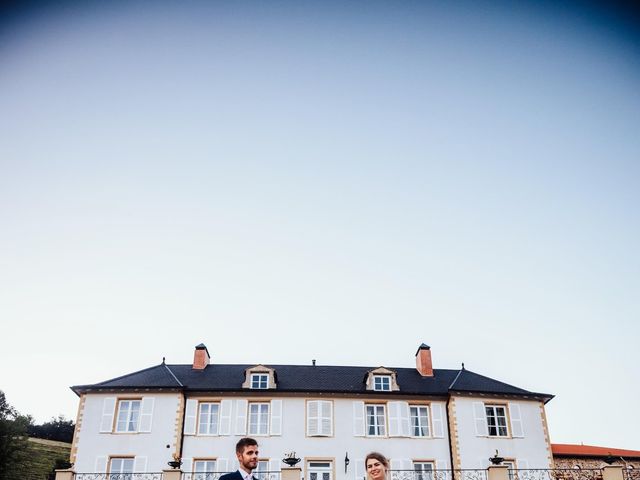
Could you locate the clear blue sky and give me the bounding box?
[1,0,639,450]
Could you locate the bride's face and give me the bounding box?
[366,458,387,480]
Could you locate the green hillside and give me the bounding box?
[12,437,72,480]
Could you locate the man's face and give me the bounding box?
[237,444,259,472]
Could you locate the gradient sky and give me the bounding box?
[1,0,639,451]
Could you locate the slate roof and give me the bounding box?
[71,363,553,402]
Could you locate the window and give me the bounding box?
[110,458,133,480]
[307,461,332,480]
[373,375,391,391]
[410,406,430,437]
[251,374,269,389]
[413,462,434,480]
[307,400,333,436]
[249,402,270,435]
[194,460,217,480]
[255,460,270,480]
[485,405,509,437]
[366,404,386,436]
[115,400,141,432]
[198,403,220,435]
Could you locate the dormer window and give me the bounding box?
[373,375,391,391]
[242,365,277,389]
[251,373,269,389]
[365,367,400,391]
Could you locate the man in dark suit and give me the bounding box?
[220,438,260,480]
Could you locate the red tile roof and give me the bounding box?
[552,444,640,458]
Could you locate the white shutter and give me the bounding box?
[435,459,446,471]
[307,400,319,435]
[431,403,444,438]
[220,399,233,435]
[95,456,108,473]
[355,459,365,480]
[184,399,198,435]
[518,459,529,470]
[218,458,229,473]
[478,457,490,469]
[320,400,332,436]
[182,458,193,474]
[270,400,282,435]
[270,459,281,473]
[134,456,148,473]
[390,459,402,473]
[353,401,365,436]
[399,402,410,436]
[473,402,488,436]
[233,399,246,435]
[509,403,524,438]
[388,401,401,437]
[139,397,154,433]
[99,397,116,432]
[403,460,413,472]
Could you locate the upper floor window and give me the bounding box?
[307,400,333,436]
[373,375,391,391]
[249,402,270,435]
[485,405,508,437]
[251,373,269,389]
[366,404,386,436]
[110,458,134,477]
[413,462,434,480]
[410,405,430,437]
[198,402,220,435]
[115,400,141,432]
[194,460,217,479]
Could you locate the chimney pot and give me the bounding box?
[193,343,210,370]
[415,343,433,377]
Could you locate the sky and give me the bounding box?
[1,0,639,451]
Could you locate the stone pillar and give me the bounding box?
[487,466,510,480]
[163,469,183,480]
[282,467,303,480]
[55,469,75,480]
[602,466,624,480]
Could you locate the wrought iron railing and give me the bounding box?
[181,472,281,480]
[623,469,640,480]
[507,469,603,480]
[75,474,163,480]
[389,469,488,480]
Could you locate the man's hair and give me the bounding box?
[236,437,258,454]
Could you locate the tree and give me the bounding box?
[0,390,31,480]
[29,415,75,443]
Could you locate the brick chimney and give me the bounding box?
[193,343,210,370]
[415,343,433,377]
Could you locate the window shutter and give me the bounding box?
[270,400,282,435]
[134,456,147,473]
[435,459,446,471]
[431,402,444,438]
[390,459,402,472]
[320,401,332,436]
[307,400,319,435]
[139,397,154,433]
[473,402,488,436]
[219,399,232,435]
[95,456,108,473]
[184,399,198,435]
[218,458,228,473]
[99,397,116,433]
[388,401,401,437]
[355,459,365,480]
[509,403,524,438]
[518,459,529,470]
[233,399,246,435]
[182,458,193,477]
[353,401,365,436]
[270,459,281,473]
[399,402,410,437]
